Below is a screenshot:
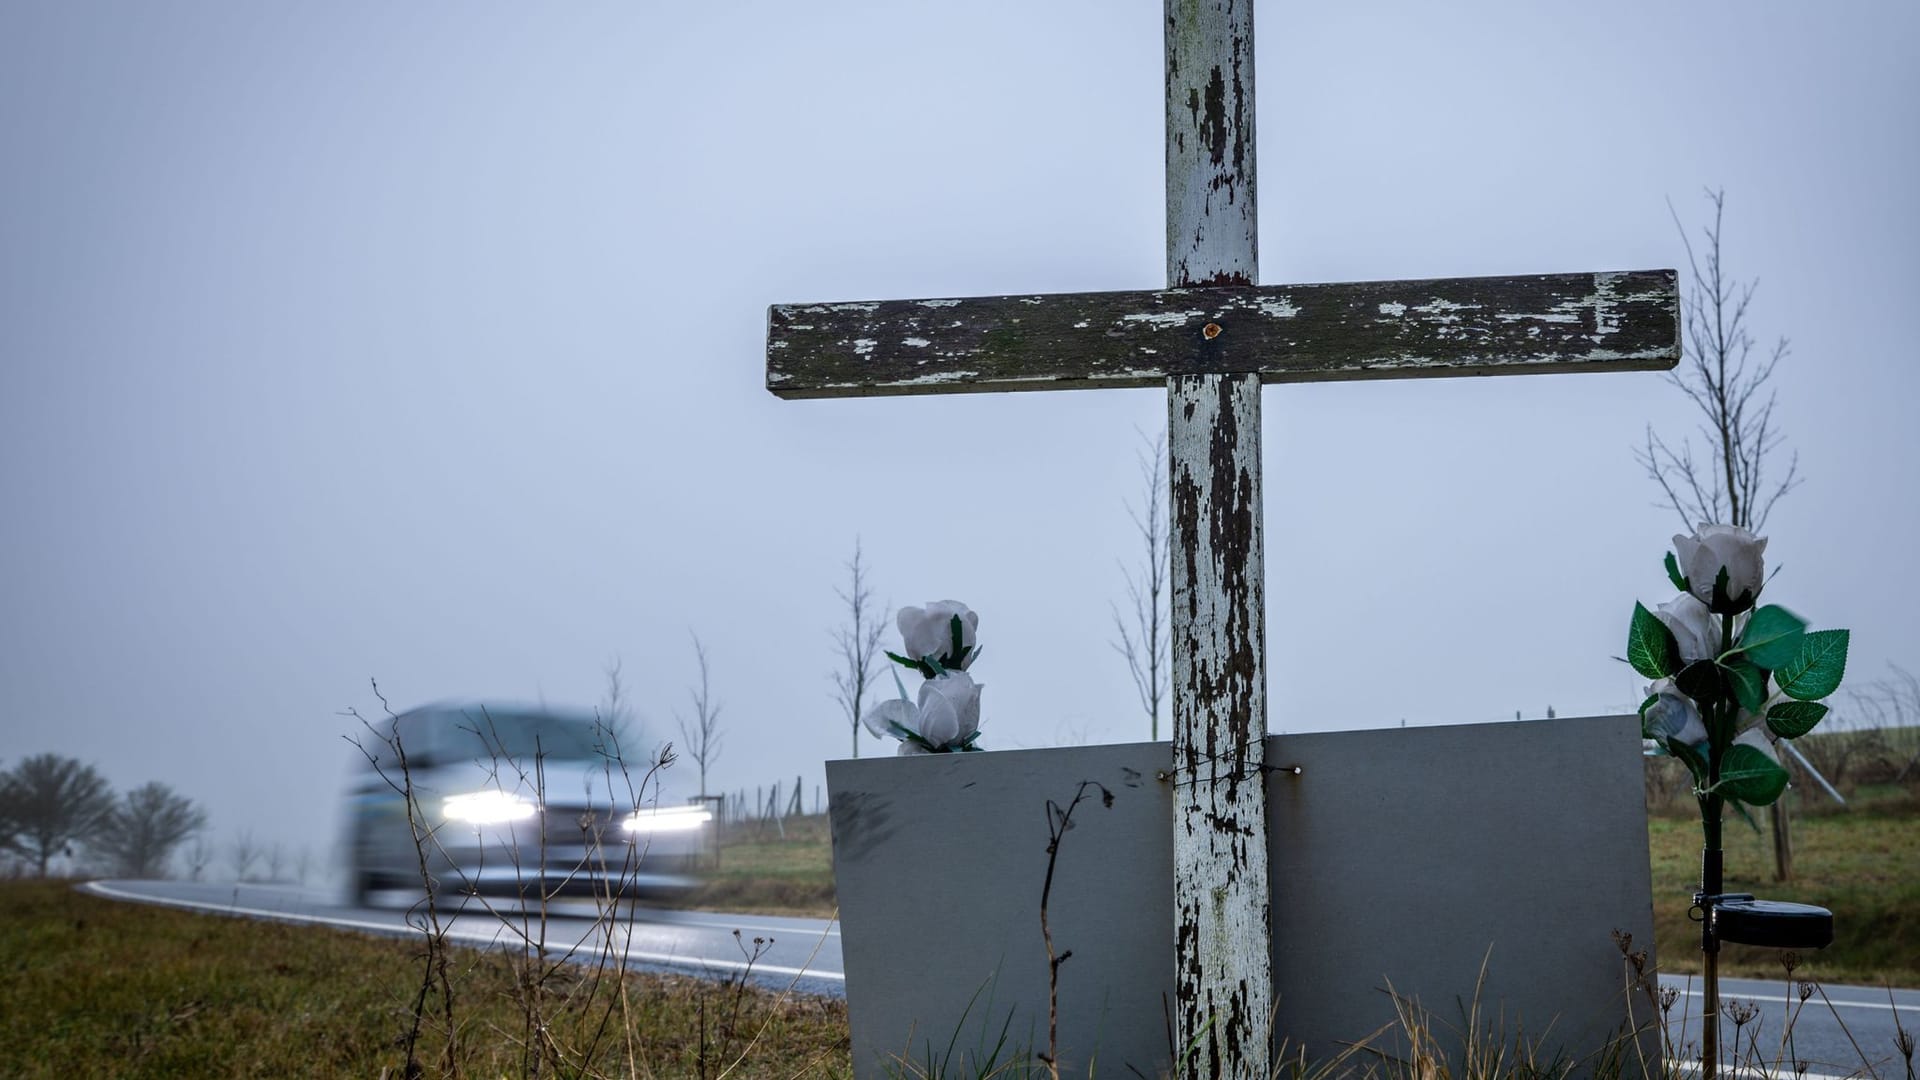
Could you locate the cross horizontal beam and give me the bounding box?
[766,269,1678,399]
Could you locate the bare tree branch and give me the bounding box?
[1110,427,1170,741]
[830,539,888,758]
[677,633,724,798]
[1641,189,1802,534]
[598,656,640,754]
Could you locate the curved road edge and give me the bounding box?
[78,879,846,995]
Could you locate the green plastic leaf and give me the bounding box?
[1776,629,1850,701]
[1711,566,1733,610]
[1628,602,1680,679]
[1737,605,1807,671]
[1637,692,1660,738]
[1666,737,1709,787]
[1665,551,1689,593]
[1712,743,1790,806]
[885,651,937,679]
[1725,658,1769,713]
[1708,565,1758,615]
[1675,658,1726,707]
[1766,700,1829,739]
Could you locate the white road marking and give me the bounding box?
[662,914,840,938]
[1670,1066,1879,1080]
[1667,984,1920,1014]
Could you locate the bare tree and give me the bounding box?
[88,781,207,878]
[266,842,286,882]
[1111,427,1170,740]
[0,761,17,870]
[1638,188,1803,881]
[229,828,262,882]
[831,539,888,758]
[1638,189,1800,533]
[0,754,117,877]
[678,633,724,798]
[185,833,213,881]
[599,655,640,756]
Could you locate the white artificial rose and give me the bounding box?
[1654,592,1719,664]
[914,671,982,748]
[1673,525,1767,614]
[860,670,984,751]
[1643,680,1708,747]
[898,601,980,668]
[862,697,917,741]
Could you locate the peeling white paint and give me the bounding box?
[826,302,880,316]
[852,338,877,356]
[1498,309,1580,325]
[1073,320,1091,329]
[1378,301,1407,317]
[1169,370,1270,1080]
[892,367,986,387]
[1019,296,1045,306]
[1253,296,1300,319]
[916,299,962,309]
[1590,275,1623,340]
[1122,309,1204,329]
[901,337,931,348]
[1412,298,1478,320]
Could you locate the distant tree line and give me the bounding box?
[0,754,206,879]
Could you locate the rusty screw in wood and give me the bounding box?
[1203,322,1222,340]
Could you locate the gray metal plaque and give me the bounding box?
[827,716,1657,1078]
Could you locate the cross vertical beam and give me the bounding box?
[1165,5,1272,1080]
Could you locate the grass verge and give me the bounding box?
[1,879,849,1079]
[683,813,837,918]
[1648,802,1920,985]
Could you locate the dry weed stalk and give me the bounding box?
[1038,780,1112,1080]
[347,680,459,1078]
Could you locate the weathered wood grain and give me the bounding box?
[1165,4,1271,1080]
[766,269,1679,399]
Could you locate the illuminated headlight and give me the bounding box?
[621,806,713,834]
[443,790,538,825]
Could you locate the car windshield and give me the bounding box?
[441,709,606,763]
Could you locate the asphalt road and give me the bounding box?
[81,878,847,997]
[1662,972,1918,1079]
[84,880,1915,1076]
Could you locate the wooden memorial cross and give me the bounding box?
[766,5,1679,1078]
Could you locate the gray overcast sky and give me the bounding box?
[3,1,1915,871]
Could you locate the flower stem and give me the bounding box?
[1700,611,1737,1080]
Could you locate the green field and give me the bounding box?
[0,878,850,1079]
[684,813,837,917]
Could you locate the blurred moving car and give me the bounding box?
[345,702,710,907]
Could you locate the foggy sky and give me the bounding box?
[3,1,1915,874]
